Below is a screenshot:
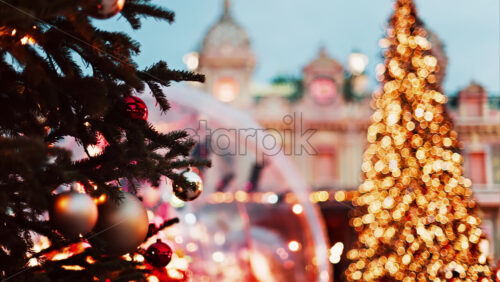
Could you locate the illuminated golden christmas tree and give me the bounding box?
[346,0,492,280]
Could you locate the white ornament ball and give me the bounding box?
[89,191,149,255]
[51,191,98,238]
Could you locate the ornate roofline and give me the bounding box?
[303,47,343,73]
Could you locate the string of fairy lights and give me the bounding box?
[202,190,356,206]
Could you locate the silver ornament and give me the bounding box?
[88,0,125,19]
[51,191,98,238]
[89,191,149,255]
[173,169,203,202]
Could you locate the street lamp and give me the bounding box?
[346,52,370,99]
[183,52,199,71]
[348,52,369,76]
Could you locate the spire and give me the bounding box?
[223,0,231,18]
[318,46,328,58]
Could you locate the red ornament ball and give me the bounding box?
[145,239,173,268]
[88,0,125,19]
[124,96,148,121]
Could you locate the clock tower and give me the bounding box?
[198,0,256,109]
[295,47,345,120]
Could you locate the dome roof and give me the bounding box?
[461,81,487,96]
[202,0,251,55]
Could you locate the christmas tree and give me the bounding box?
[346,0,492,280]
[0,0,209,280]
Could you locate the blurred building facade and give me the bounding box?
[189,0,500,278]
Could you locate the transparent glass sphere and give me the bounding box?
[143,85,331,282]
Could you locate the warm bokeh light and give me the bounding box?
[310,190,330,203]
[147,275,159,282]
[288,240,301,252]
[133,254,145,263]
[186,242,199,252]
[213,232,226,246]
[212,251,225,262]
[292,203,304,214]
[329,242,344,264]
[86,133,108,157]
[61,265,85,271]
[184,213,197,225]
[348,53,369,75]
[183,52,200,71]
[27,257,40,267]
[20,35,35,45]
[334,190,346,202]
[213,77,239,103]
[234,190,249,202]
[117,0,126,10]
[51,252,73,261]
[249,250,276,282]
[265,192,278,204]
[94,193,107,204]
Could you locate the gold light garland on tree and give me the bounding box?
[346,0,492,280]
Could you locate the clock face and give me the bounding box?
[310,77,337,105]
[213,77,239,103]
